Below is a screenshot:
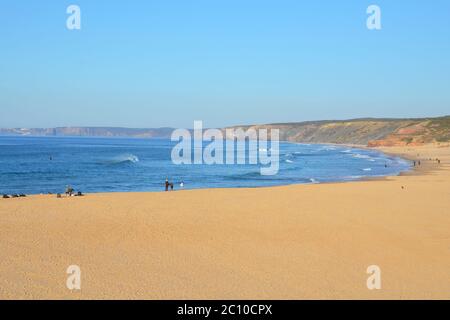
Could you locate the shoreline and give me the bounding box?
[1,142,414,197]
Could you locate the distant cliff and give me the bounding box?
[1,116,449,146]
[224,116,450,146]
[0,127,174,138]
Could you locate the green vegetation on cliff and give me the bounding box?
[225,116,450,146]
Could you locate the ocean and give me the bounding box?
[0,136,411,195]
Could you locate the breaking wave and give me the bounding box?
[102,154,140,165]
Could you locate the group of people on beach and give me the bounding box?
[2,194,26,199]
[432,158,441,164]
[60,185,83,198]
[413,158,442,167]
[165,178,184,191]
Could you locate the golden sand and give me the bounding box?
[0,144,449,299]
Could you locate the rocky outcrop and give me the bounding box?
[367,118,450,146]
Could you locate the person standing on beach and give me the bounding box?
[180,181,184,189]
[165,178,169,191]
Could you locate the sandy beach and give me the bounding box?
[0,144,449,299]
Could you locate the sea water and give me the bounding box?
[0,136,411,195]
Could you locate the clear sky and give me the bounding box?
[0,0,449,128]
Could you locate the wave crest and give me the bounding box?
[103,154,140,165]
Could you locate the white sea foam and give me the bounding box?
[111,154,139,164]
[352,153,371,160]
[320,146,337,151]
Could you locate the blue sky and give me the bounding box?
[0,0,449,128]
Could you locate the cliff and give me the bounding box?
[1,116,449,146]
[0,127,174,138]
[224,116,450,146]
